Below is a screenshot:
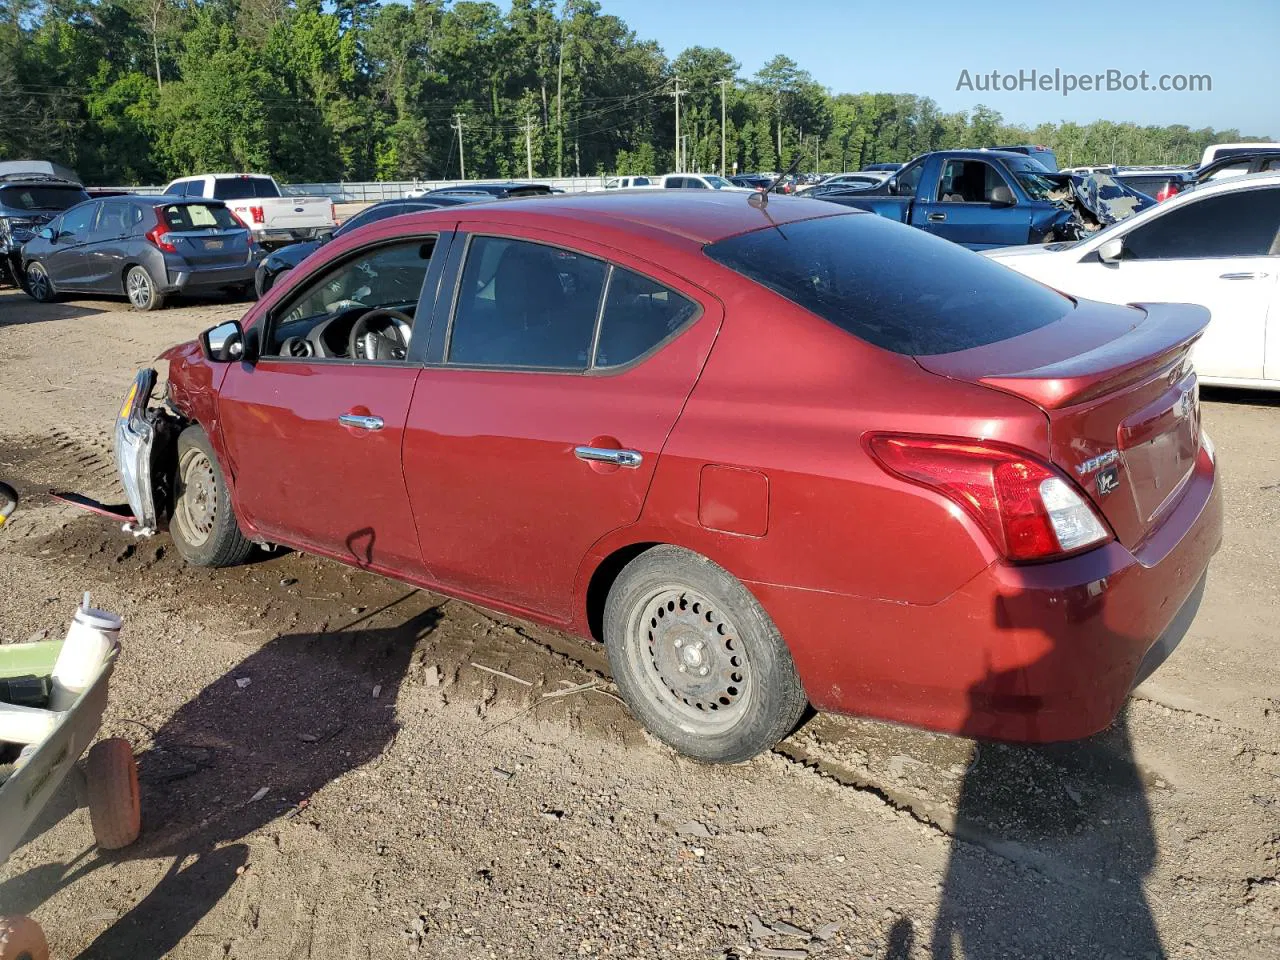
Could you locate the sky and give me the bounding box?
[590,0,1279,135]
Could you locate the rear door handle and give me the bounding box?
[574,445,643,468]
[1219,272,1268,280]
[339,413,384,431]
[927,212,946,223]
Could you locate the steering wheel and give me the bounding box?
[348,308,413,361]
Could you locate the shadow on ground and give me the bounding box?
[0,591,440,959]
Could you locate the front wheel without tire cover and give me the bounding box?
[25,263,54,303]
[170,426,253,567]
[604,546,808,763]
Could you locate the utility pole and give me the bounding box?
[452,114,466,181]
[671,77,682,172]
[814,134,819,175]
[524,114,536,180]
[718,78,729,176]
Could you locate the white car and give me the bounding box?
[162,174,336,249]
[985,172,1280,390]
[604,175,659,189]
[656,174,750,191]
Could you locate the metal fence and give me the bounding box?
[104,176,610,201]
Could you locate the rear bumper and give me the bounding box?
[750,443,1223,742]
[254,227,331,246]
[164,262,256,293]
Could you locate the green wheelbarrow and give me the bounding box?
[0,483,140,959]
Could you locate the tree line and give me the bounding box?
[1,0,1270,186]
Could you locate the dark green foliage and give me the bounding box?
[0,0,1268,184]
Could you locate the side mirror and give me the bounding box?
[990,185,1016,207]
[200,320,247,363]
[1097,237,1125,264]
[885,178,898,195]
[38,227,56,242]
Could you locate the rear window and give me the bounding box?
[704,213,1073,356]
[160,203,239,230]
[0,184,90,212]
[211,177,280,201]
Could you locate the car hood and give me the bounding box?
[983,243,1060,260]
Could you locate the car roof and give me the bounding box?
[392,189,857,246]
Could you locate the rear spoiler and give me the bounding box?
[971,303,1209,409]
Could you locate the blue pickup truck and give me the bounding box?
[809,149,1152,249]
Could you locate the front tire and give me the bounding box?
[125,265,165,311]
[604,546,808,763]
[170,426,252,567]
[24,262,55,303]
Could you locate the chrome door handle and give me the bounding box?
[927,212,946,223]
[1219,272,1268,280]
[574,445,643,468]
[339,413,384,431]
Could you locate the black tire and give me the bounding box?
[85,738,141,850]
[254,266,274,300]
[125,265,165,311]
[170,425,252,567]
[24,262,55,303]
[604,545,808,763]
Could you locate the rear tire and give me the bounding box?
[85,738,140,850]
[125,265,165,311]
[0,915,48,960]
[603,546,808,763]
[24,263,55,303]
[170,426,252,567]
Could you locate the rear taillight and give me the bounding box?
[229,209,250,229]
[249,205,265,224]
[866,435,1111,562]
[1156,182,1180,202]
[145,213,176,253]
[329,201,336,223]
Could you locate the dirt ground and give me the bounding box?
[0,286,1276,960]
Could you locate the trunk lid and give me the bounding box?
[916,300,1209,549]
[168,227,251,266]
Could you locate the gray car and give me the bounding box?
[21,195,259,310]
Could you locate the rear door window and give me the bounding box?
[704,213,1072,356]
[447,236,607,369]
[1122,188,1280,259]
[595,267,699,368]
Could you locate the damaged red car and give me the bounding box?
[107,191,1222,762]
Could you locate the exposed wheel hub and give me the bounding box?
[641,588,750,722]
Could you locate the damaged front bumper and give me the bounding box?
[114,368,178,536]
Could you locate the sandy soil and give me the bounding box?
[0,286,1276,960]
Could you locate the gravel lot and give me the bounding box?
[0,287,1276,959]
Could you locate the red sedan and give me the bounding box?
[111,191,1222,762]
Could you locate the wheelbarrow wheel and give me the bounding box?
[86,738,140,850]
[0,915,48,960]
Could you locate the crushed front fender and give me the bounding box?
[114,368,181,535]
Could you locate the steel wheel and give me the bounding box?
[25,263,51,302]
[626,585,754,735]
[174,446,218,547]
[126,267,153,309]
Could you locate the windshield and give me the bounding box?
[704,213,1072,356]
[0,184,91,212]
[1014,171,1062,201]
[705,176,734,189]
[211,177,280,201]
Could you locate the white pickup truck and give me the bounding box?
[161,174,335,249]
